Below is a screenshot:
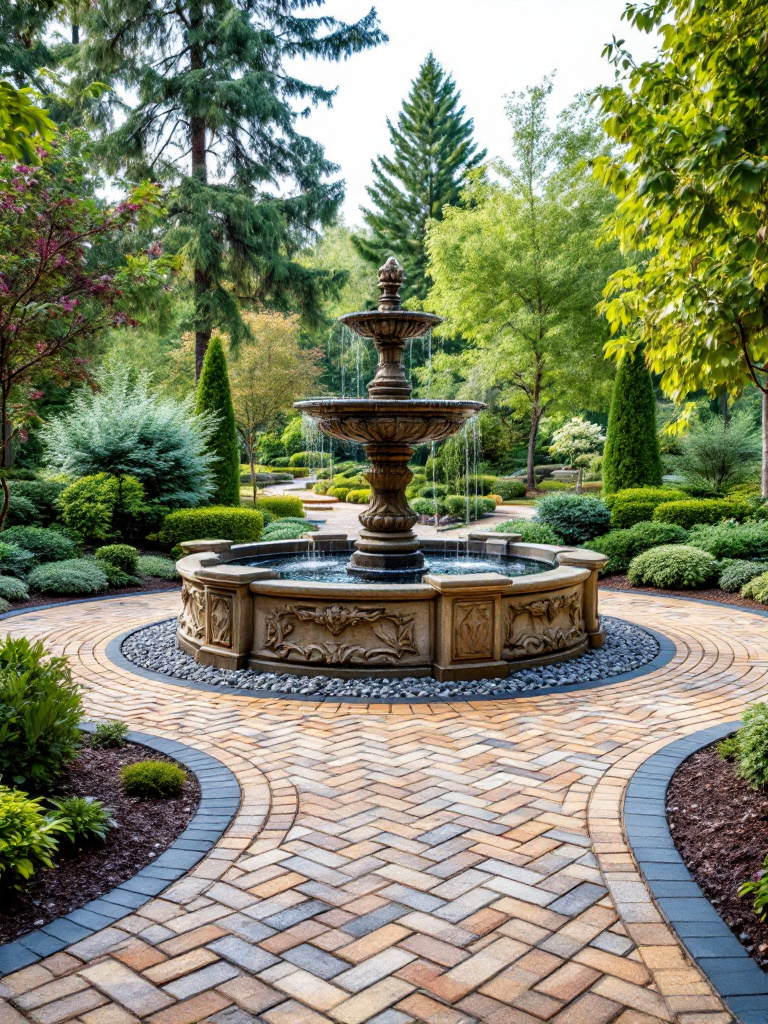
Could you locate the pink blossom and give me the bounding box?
[28,389,44,400]
[59,296,79,312]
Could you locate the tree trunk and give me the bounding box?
[249,441,257,504]
[762,390,768,499]
[190,11,211,380]
[526,409,540,492]
[72,23,79,44]
[0,396,10,531]
[576,466,583,494]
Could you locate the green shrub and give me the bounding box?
[136,555,179,580]
[533,494,611,545]
[195,335,240,506]
[538,480,570,492]
[602,347,663,493]
[313,482,328,495]
[494,478,527,501]
[60,473,165,543]
[346,489,371,504]
[2,526,78,563]
[28,558,109,596]
[415,482,450,499]
[738,854,768,921]
[0,576,28,602]
[327,486,351,501]
[48,795,113,847]
[653,498,751,529]
[95,544,139,575]
[262,519,316,541]
[99,562,140,588]
[735,703,768,789]
[677,413,761,495]
[687,521,768,560]
[5,494,40,527]
[8,480,66,526]
[0,598,9,614]
[626,545,718,589]
[0,542,35,578]
[121,760,186,798]
[0,786,67,888]
[742,571,768,604]
[717,734,740,761]
[492,519,559,544]
[91,720,129,748]
[0,637,82,789]
[255,496,304,520]
[584,521,689,574]
[160,507,264,547]
[412,497,440,517]
[607,487,687,528]
[288,451,309,466]
[719,560,768,593]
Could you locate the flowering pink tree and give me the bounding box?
[0,138,164,526]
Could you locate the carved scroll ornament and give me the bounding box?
[179,581,205,641]
[504,590,585,658]
[263,603,417,665]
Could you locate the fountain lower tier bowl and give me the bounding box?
[294,398,485,447]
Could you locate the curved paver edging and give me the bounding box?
[0,724,240,979]
[625,721,768,1024]
[108,616,677,704]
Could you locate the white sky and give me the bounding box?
[295,0,659,225]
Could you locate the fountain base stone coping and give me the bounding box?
[175,532,608,682]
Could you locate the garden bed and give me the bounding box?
[4,575,179,613]
[0,740,199,944]
[599,575,767,610]
[667,742,768,969]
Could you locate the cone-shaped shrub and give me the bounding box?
[603,348,663,494]
[195,335,240,506]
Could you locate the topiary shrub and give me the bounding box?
[95,544,139,575]
[28,558,109,596]
[602,346,663,493]
[533,494,611,545]
[121,760,186,798]
[742,571,768,604]
[584,521,689,574]
[719,560,768,593]
[160,507,264,547]
[2,526,77,563]
[254,496,304,520]
[734,703,768,789]
[0,636,82,789]
[195,334,240,506]
[0,542,35,578]
[493,519,559,544]
[0,786,68,888]
[136,555,179,580]
[626,544,718,589]
[494,479,527,500]
[687,521,768,560]
[0,576,29,602]
[652,498,751,529]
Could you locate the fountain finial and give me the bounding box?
[378,257,404,311]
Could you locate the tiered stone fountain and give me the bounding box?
[175,259,607,685]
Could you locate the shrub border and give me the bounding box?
[0,724,240,978]
[107,617,677,705]
[624,721,768,1023]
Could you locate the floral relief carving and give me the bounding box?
[263,603,418,665]
[179,582,205,641]
[209,593,232,647]
[453,601,494,660]
[504,590,585,658]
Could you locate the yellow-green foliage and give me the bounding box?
[160,507,264,546]
[121,760,186,798]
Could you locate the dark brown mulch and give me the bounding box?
[0,740,199,944]
[667,743,768,969]
[600,574,767,611]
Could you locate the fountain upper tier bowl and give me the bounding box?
[294,397,485,447]
[339,309,442,341]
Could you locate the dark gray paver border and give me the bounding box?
[108,616,676,705]
[0,725,240,978]
[625,722,768,1024]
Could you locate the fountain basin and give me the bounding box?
[176,533,608,683]
[294,398,485,446]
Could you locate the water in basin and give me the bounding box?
[236,551,549,584]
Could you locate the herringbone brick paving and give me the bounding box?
[0,591,756,1024]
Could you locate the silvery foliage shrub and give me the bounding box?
[43,369,218,508]
[718,560,768,593]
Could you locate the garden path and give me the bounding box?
[0,589,754,1024]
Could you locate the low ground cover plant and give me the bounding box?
[0,576,29,602]
[626,544,718,589]
[718,561,768,593]
[121,760,186,798]
[28,558,109,596]
[0,542,35,579]
[254,496,304,519]
[136,555,179,580]
[534,494,611,545]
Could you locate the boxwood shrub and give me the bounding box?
[607,487,687,529]
[255,496,304,519]
[159,507,264,547]
[494,478,528,501]
[627,544,718,589]
[719,560,768,593]
[95,544,139,575]
[346,489,371,504]
[742,571,768,604]
[493,519,559,544]
[652,499,751,529]
[533,494,611,545]
[28,558,109,596]
[687,521,768,560]
[327,486,351,501]
[2,526,78,563]
[584,521,689,574]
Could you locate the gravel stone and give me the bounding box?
[121,616,660,701]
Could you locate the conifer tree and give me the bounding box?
[602,347,663,494]
[78,0,385,375]
[355,53,485,304]
[195,335,241,506]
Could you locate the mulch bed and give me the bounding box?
[667,743,768,969]
[600,574,767,611]
[7,576,179,612]
[0,740,199,944]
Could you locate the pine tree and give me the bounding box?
[355,53,485,304]
[602,348,663,494]
[195,335,241,506]
[78,0,385,376]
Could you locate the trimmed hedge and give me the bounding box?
[346,489,371,504]
[534,494,611,545]
[159,507,264,546]
[607,487,687,529]
[627,544,718,589]
[585,521,689,574]
[652,498,751,529]
[327,486,351,501]
[493,520,559,544]
[255,496,304,520]
[1,526,78,563]
[28,558,109,596]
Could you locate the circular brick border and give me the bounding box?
[108,616,677,705]
[0,725,240,979]
[625,722,768,1024]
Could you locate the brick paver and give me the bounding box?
[0,589,755,1023]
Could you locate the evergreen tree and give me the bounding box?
[195,335,241,506]
[355,53,485,304]
[78,0,385,376]
[602,348,662,494]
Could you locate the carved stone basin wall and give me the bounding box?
[176,533,608,683]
